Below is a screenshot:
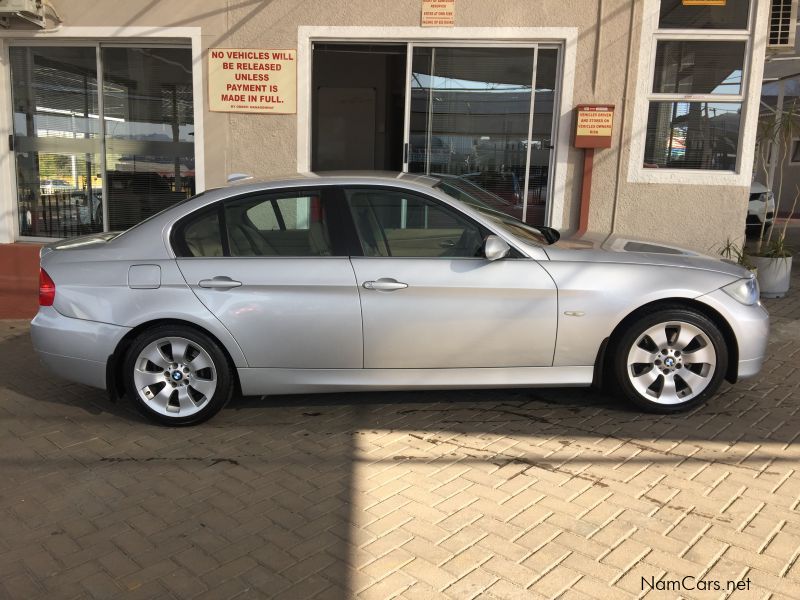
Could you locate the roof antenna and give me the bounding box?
[227,173,253,183]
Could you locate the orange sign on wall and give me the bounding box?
[208,48,296,114]
[421,0,455,27]
[682,0,726,5]
[574,104,615,149]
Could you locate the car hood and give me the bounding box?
[542,231,749,279]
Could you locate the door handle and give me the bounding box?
[439,239,456,248]
[362,278,408,291]
[198,276,242,289]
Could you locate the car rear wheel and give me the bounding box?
[611,309,728,413]
[123,325,233,425]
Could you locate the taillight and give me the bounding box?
[39,268,55,306]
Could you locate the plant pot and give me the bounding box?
[751,255,793,298]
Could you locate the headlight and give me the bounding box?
[722,277,759,305]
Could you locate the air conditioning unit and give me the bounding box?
[768,0,799,52]
[0,0,46,29]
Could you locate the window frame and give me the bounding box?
[170,186,360,258]
[790,138,800,165]
[2,33,203,243]
[338,184,523,260]
[627,0,766,186]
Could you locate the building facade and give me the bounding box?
[0,0,769,261]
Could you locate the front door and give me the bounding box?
[342,186,557,369]
[174,188,363,369]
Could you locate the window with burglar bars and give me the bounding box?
[768,0,797,47]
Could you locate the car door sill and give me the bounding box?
[237,366,593,396]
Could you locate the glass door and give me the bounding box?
[404,45,559,226]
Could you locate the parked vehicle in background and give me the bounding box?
[40,179,73,195]
[31,173,769,425]
[748,181,775,232]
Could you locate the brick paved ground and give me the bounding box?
[0,227,799,599]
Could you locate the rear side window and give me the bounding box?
[173,208,223,257]
[225,192,333,257]
[172,189,344,258]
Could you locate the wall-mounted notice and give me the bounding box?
[421,0,455,27]
[208,48,296,114]
[574,104,615,149]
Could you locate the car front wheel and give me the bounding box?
[611,309,728,413]
[123,325,234,425]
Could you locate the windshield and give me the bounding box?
[435,178,552,246]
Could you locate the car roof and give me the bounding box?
[227,171,442,190]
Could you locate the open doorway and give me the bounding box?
[311,43,407,171]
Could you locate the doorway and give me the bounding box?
[311,43,407,171]
[310,42,561,226]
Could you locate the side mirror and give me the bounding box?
[484,235,510,261]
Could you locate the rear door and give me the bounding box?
[174,187,363,368]
[342,186,558,369]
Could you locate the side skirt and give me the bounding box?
[237,366,594,396]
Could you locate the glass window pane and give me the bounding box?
[345,188,484,258]
[644,101,741,170]
[102,47,195,231]
[408,46,559,226]
[225,193,332,257]
[653,41,745,95]
[10,46,103,238]
[174,208,222,257]
[792,140,800,163]
[409,47,534,217]
[659,0,750,29]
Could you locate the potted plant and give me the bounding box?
[749,184,796,297]
[751,101,798,297]
[750,236,793,298]
[718,238,756,273]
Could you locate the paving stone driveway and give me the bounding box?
[1,257,799,599]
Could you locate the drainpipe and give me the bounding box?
[576,148,594,235]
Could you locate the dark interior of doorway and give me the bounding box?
[312,43,407,172]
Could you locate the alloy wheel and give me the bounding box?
[132,336,217,417]
[626,321,717,405]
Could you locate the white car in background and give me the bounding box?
[748,182,775,230]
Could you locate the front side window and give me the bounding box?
[225,192,333,257]
[344,188,485,258]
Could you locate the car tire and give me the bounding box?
[123,325,234,426]
[610,308,728,413]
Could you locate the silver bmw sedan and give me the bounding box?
[31,173,769,425]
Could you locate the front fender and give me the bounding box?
[542,261,738,366]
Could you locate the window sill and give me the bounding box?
[627,167,749,187]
